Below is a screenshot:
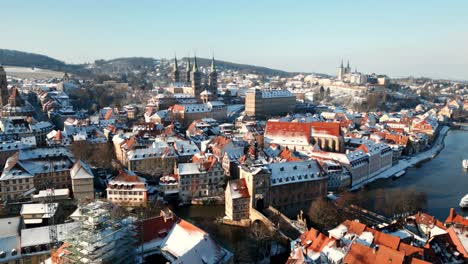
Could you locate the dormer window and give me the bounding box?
[280,167,284,172]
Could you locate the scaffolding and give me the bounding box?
[59,201,138,264]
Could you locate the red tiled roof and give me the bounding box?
[409,257,432,264]
[343,242,376,264]
[138,214,177,243]
[265,121,311,144]
[178,219,207,234]
[364,227,401,250]
[229,178,250,199]
[385,133,409,146]
[446,227,468,259]
[113,169,144,183]
[300,227,320,246]
[311,121,341,137]
[104,109,113,120]
[375,245,405,264]
[398,242,424,258]
[343,220,367,235]
[344,243,405,264]
[413,212,446,230]
[445,208,468,227]
[308,233,334,252]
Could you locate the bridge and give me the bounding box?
[250,206,303,240]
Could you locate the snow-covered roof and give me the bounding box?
[20,222,79,248]
[70,160,94,180]
[268,160,325,186]
[161,219,232,264]
[20,203,58,217]
[127,145,176,160]
[178,163,201,175]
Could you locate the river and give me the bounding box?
[172,129,467,259]
[366,129,468,220]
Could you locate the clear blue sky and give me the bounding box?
[3,0,468,80]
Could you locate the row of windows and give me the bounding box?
[6,184,32,191]
[109,197,143,201]
[108,191,144,195]
[9,178,31,184]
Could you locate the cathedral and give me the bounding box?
[169,55,218,102]
[337,59,352,81]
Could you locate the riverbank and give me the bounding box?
[350,126,450,191]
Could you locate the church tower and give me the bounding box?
[208,56,218,96]
[346,60,351,74]
[337,59,344,81]
[63,72,70,83]
[185,58,191,83]
[0,66,8,107]
[172,56,180,82]
[191,56,202,98]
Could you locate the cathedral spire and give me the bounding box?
[172,54,180,82]
[340,59,343,68]
[193,55,198,72]
[173,55,178,71]
[211,56,216,72]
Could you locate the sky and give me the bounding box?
[2,0,468,80]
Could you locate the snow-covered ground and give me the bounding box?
[4,66,64,79]
[350,126,450,191]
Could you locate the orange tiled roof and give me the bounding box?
[113,169,144,183]
[365,227,401,250]
[343,242,376,264]
[104,109,113,120]
[409,257,432,264]
[446,227,468,259]
[398,242,424,258]
[311,121,341,137]
[375,245,405,264]
[343,220,367,235]
[308,233,334,252]
[300,227,320,245]
[265,121,311,141]
[445,208,468,227]
[413,212,446,230]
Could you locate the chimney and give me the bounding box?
[448,208,455,222]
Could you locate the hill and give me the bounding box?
[0,49,296,78]
[0,49,85,74]
[180,57,292,77]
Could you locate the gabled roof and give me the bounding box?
[445,208,468,227]
[398,242,424,258]
[228,178,250,199]
[112,169,144,183]
[374,245,405,264]
[364,227,401,250]
[343,220,367,235]
[138,213,178,243]
[70,160,94,180]
[343,242,376,264]
[311,121,341,137]
[265,121,311,145]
